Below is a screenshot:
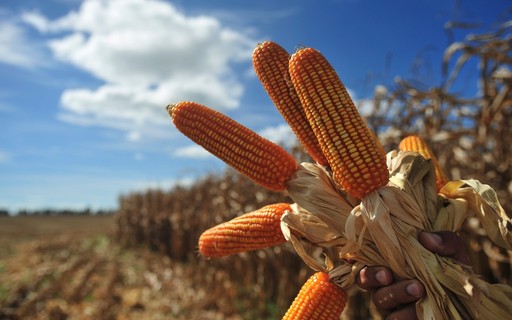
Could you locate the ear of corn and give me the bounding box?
[253,41,329,166]
[282,272,347,320]
[198,203,291,257]
[399,135,448,191]
[289,47,389,198]
[168,101,297,191]
[165,41,512,320]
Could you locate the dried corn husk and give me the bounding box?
[281,150,512,319]
[440,179,512,250]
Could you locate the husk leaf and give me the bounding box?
[281,151,512,319]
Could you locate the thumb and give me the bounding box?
[418,231,470,265]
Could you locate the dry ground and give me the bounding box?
[0,215,242,320]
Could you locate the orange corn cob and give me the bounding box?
[253,41,329,166]
[282,272,347,320]
[198,203,291,257]
[168,101,297,191]
[289,47,389,198]
[399,135,448,191]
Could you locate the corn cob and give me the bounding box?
[289,47,389,198]
[282,272,347,320]
[399,135,448,191]
[198,203,291,257]
[168,101,297,191]
[253,41,329,166]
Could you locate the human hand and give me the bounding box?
[356,231,469,320]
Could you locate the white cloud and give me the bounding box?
[20,11,51,33]
[0,17,45,68]
[127,131,142,142]
[258,123,297,148]
[174,145,212,159]
[356,98,374,117]
[23,0,258,136]
[59,84,170,127]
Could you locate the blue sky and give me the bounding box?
[0,0,509,212]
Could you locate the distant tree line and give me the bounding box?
[0,208,114,216]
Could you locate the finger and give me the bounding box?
[356,266,393,290]
[372,279,425,310]
[385,304,418,320]
[418,231,470,264]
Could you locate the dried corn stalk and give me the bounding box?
[167,40,512,319]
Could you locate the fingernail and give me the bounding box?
[425,232,442,246]
[406,282,422,297]
[375,269,388,284]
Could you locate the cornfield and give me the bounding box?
[115,167,311,318]
[114,21,512,318]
